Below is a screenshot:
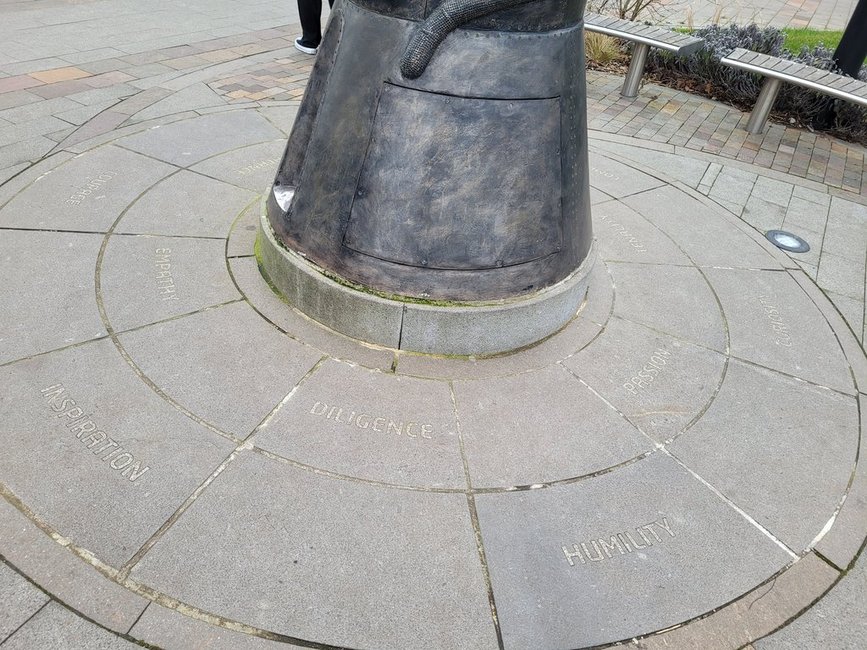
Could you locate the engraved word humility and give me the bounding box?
[41,384,150,482]
[562,517,676,566]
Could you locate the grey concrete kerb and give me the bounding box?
[258,207,596,355]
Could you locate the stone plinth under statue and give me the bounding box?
[259,0,595,355]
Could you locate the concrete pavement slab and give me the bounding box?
[131,451,499,650]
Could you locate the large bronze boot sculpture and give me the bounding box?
[259,0,595,355]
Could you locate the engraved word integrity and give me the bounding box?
[562,517,676,566]
[41,383,150,482]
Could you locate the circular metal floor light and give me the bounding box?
[766,230,811,253]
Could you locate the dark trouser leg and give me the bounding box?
[298,0,323,47]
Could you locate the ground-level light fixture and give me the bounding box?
[765,229,811,253]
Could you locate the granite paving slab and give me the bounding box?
[118,301,322,439]
[564,317,727,442]
[670,359,858,552]
[593,198,692,265]
[0,230,105,365]
[117,110,283,166]
[226,200,260,257]
[755,552,867,649]
[588,151,666,198]
[190,139,283,192]
[1,602,140,649]
[115,169,257,238]
[622,185,786,270]
[0,338,235,567]
[255,359,465,488]
[454,364,650,488]
[131,451,499,650]
[229,256,396,371]
[0,562,49,643]
[475,453,793,650]
[705,267,854,393]
[0,145,175,232]
[99,234,239,331]
[609,262,726,351]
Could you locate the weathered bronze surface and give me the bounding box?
[267,0,592,301]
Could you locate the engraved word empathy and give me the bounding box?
[596,213,647,252]
[623,348,672,395]
[562,517,676,566]
[65,171,117,205]
[310,401,434,439]
[155,248,178,301]
[40,383,150,482]
[758,295,792,347]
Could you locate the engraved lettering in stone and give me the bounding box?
[65,171,117,205]
[758,296,793,347]
[154,249,179,301]
[309,400,438,440]
[236,158,281,177]
[591,166,619,180]
[597,213,647,252]
[623,348,673,395]
[562,517,676,566]
[40,383,150,482]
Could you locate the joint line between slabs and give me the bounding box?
[0,594,50,645]
[449,382,505,650]
[664,449,798,559]
[118,442,248,579]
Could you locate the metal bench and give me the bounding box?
[584,12,704,98]
[722,47,867,134]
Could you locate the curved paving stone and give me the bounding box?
[588,151,665,199]
[190,139,284,192]
[609,262,726,352]
[454,364,650,488]
[130,451,499,650]
[669,360,858,552]
[100,234,239,331]
[593,199,691,265]
[1,602,139,649]
[0,338,234,567]
[118,301,322,440]
[116,170,257,238]
[255,359,465,488]
[1,230,105,365]
[0,145,175,232]
[623,185,784,270]
[564,317,727,442]
[229,256,396,370]
[0,562,49,643]
[705,267,854,393]
[226,202,260,258]
[475,453,792,650]
[117,111,283,166]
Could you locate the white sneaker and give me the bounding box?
[294,37,317,55]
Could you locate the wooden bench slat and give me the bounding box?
[584,13,702,53]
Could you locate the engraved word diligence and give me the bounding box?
[310,401,434,439]
[40,383,150,482]
[562,517,676,566]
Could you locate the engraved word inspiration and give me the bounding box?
[562,517,676,566]
[41,384,150,482]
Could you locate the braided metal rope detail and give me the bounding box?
[400,0,540,79]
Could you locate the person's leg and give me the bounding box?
[297,0,324,47]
